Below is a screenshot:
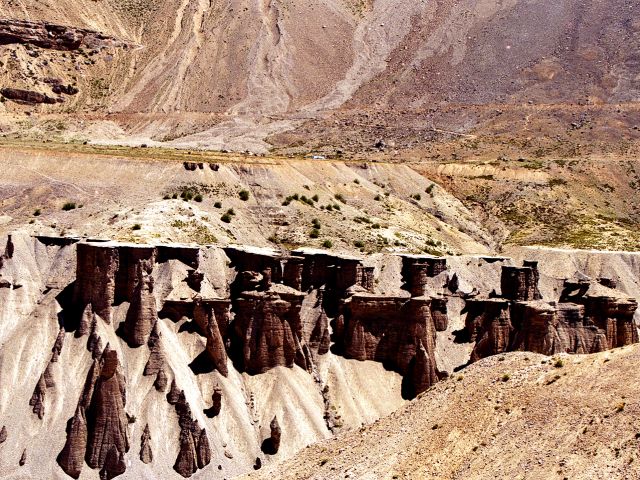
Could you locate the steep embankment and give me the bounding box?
[245,346,640,480]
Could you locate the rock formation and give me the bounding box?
[0,18,125,51]
[205,386,222,418]
[500,261,542,301]
[144,322,168,391]
[260,416,281,455]
[172,390,211,477]
[335,294,447,397]
[0,426,6,444]
[57,346,129,479]
[0,88,59,104]
[140,425,153,464]
[462,264,639,362]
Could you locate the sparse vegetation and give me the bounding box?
[62,202,76,211]
[322,240,333,248]
[33,209,41,216]
[501,373,511,382]
[131,223,141,231]
[239,190,250,201]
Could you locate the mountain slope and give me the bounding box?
[245,346,640,480]
[0,0,638,152]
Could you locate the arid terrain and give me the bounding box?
[0,0,639,479]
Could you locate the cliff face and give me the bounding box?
[2,235,638,480]
[461,263,639,362]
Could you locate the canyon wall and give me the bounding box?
[0,234,638,479]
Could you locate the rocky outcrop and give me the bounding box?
[75,243,157,346]
[57,407,87,479]
[462,299,512,362]
[261,416,281,455]
[51,328,65,362]
[401,256,447,297]
[232,289,306,374]
[172,390,211,477]
[335,294,446,397]
[194,299,231,376]
[140,425,153,464]
[0,88,59,104]
[144,322,169,391]
[500,261,542,301]
[57,346,129,479]
[462,265,639,362]
[0,19,125,51]
[205,386,222,418]
[29,374,48,419]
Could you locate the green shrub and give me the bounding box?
[214,201,222,208]
[62,202,76,211]
[374,195,382,201]
[353,240,365,248]
[322,240,333,248]
[33,209,41,216]
[194,194,203,202]
[239,190,250,201]
[132,224,141,231]
[311,218,321,229]
[501,373,510,382]
[227,208,235,216]
[312,194,319,202]
[334,193,346,203]
[309,229,320,239]
[221,213,232,223]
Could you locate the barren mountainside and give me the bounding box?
[0,1,640,479]
[0,0,638,152]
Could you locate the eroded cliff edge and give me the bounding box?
[0,234,638,479]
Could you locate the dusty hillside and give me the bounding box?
[0,0,638,153]
[245,346,640,480]
[4,143,640,252]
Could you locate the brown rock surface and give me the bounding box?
[57,407,88,479]
[0,87,59,104]
[336,294,446,397]
[500,262,542,301]
[261,416,281,455]
[140,425,153,464]
[0,18,124,51]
